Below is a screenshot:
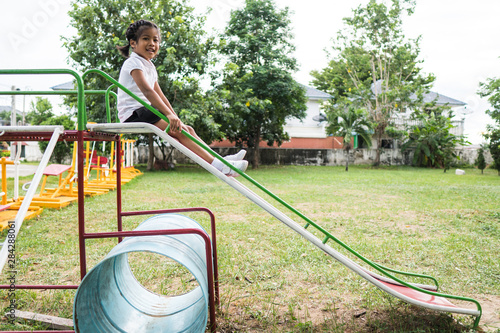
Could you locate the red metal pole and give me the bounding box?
[116,135,123,243]
[5,331,74,333]
[77,130,87,279]
[0,285,78,289]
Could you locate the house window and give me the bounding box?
[356,136,370,149]
[381,139,394,149]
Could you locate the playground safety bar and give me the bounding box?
[0,69,86,130]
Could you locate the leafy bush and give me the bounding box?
[401,111,469,171]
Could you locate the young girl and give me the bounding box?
[116,19,247,176]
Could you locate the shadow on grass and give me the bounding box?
[216,303,481,333]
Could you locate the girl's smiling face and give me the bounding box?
[130,27,160,61]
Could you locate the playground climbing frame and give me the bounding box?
[0,69,220,332]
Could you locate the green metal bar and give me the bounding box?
[0,69,86,130]
[83,69,154,114]
[0,87,118,125]
[374,263,440,290]
[81,68,482,327]
[105,85,118,123]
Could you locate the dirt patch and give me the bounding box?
[216,301,476,332]
[214,279,482,332]
[472,294,500,332]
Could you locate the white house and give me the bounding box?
[282,87,467,150]
[210,84,343,149]
[281,85,341,148]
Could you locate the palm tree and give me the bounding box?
[401,111,469,171]
[326,104,373,171]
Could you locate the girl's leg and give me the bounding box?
[154,119,214,163]
[181,125,246,161]
[152,119,248,176]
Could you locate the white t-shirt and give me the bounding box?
[117,52,158,122]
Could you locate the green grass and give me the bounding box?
[1,165,499,332]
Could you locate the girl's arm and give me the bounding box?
[153,81,192,133]
[153,82,176,115]
[130,69,182,132]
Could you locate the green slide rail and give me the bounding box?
[0,68,482,328]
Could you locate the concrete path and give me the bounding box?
[2,164,39,179]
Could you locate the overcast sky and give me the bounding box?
[1,0,499,144]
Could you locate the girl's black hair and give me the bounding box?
[116,20,159,58]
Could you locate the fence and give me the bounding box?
[137,145,491,167]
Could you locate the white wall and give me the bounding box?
[24,142,44,162]
[284,99,328,138]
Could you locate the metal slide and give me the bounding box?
[0,126,64,274]
[87,122,482,327]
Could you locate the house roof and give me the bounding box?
[371,80,465,107]
[301,84,332,100]
[51,81,75,90]
[419,91,465,106]
[50,79,334,101]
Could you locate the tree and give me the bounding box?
[325,102,373,171]
[311,0,435,166]
[401,108,468,171]
[25,97,54,125]
[217,0,307,168]
[486,130,500,175]
[478,72,500,175]
[63,0,223,168]
[26,98,75,164]
[478,74,500,122]
[0,111,22,125]
[475,146,487,174]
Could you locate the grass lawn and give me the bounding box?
[0,165,499,332]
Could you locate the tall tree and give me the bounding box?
[63,0,223,168]
[478,72,500,175]
[325,102,373,171]
[217,0,307,168]
[478,74,500,122]
[311,0,435,166]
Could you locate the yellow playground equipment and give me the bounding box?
[122,139,143,176]
[0,156,43,231]
[18,141,108,209]
[85,137,142,189]
[15,136,142,210]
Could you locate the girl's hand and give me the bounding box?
[167,114,182,134]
